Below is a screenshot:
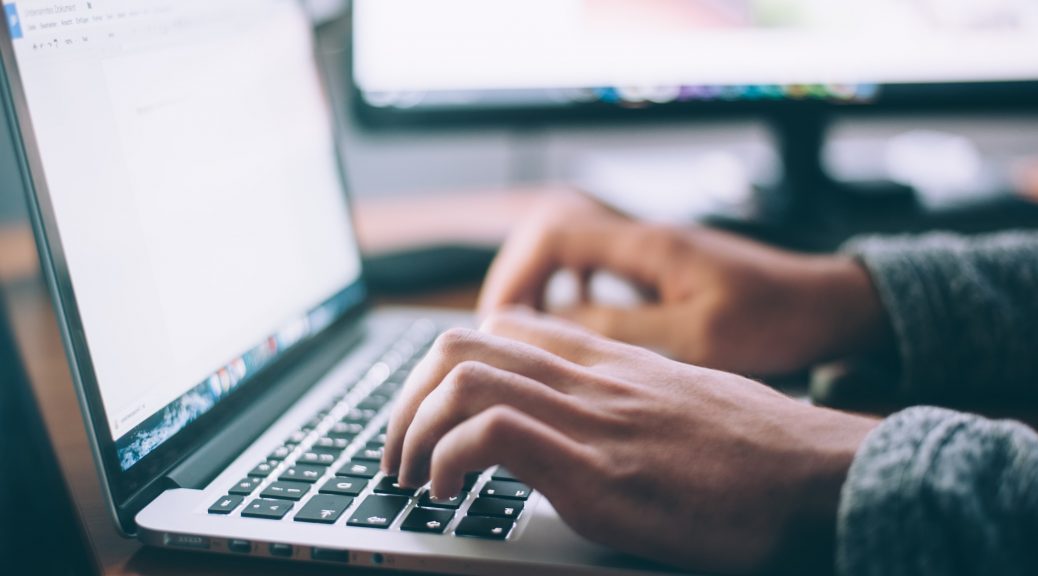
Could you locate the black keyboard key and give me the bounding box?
[328,422,364,438]
[242,498,293,520]
[417,490,466,510]
[355,446,384,462]
[208,495,244,515]
[294,494,353,524]
[346,495,409,529]
[319,477,367,497]
[248,461,277,478]
[268,445,294,461]
[373,476,418,497]
[261,481,310,501]
[401,507,454,534]
[314,437,350,451]
[309,444,344,456]
[336,460,379,479]
[491,467,521,482]
[356,395,390,411]
[281,464,326,483]
[455,516,514,540]
[341,409,377,425]
[462,471,483,492]
[468,497,523,520]
[481,480,531,500]
[229,477,262,495]
[298,451,338,466]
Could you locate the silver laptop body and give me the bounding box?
[0,1,673,573]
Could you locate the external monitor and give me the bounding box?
[351,0,1038,233]
[352,0,1038,119]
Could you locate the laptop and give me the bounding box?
[0,1,673,573]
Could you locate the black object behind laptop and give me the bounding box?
[0,292,96,575]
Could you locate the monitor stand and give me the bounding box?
[712,109,1038,252]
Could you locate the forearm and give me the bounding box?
[837,407,1038,576]
[843,231,1038,403]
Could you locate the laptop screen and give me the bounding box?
[3,0,364,470]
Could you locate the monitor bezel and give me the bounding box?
[0,2,371,534]
[346,6,1038,130]
[351,78,1038,130]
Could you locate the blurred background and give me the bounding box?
[3,1,1038,243]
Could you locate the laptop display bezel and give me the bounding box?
[0,3,372,534]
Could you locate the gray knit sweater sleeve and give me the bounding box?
[842,231,1038,403]
[834,231,1038,576]
[837,407,1038,576]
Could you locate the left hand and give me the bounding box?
[382,310,878,574]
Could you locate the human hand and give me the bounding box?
[478,194,891,376]
[383,310,879,574]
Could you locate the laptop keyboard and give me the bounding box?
[207,321,533,541]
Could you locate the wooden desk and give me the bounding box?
[0,188,551,575]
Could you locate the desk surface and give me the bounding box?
[0,189,550,576]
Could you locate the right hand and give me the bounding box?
[478,194,891,376]
[383,310,879,574]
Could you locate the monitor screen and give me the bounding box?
[3,0,364,470]
[353,0,1038,111]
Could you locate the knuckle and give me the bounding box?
[477,406,521,445]
[432,327,479,360]
[479,310,516,335]
[654,227,688,260]
[529,220,563,251]
[442,361,488,400]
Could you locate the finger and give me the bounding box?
[427,405,594,504]
[383,328,587,474]
[556,305,675,351]
[480,308,610,364]
[397,360,594,487]
[477,217,669,316]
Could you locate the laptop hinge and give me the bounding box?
[165,317,368,490]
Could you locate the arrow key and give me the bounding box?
[480,480,531,501]
[294,494,353,524]
[467,497,523,520]
[455,516,514,540]
[401,507,454,534]
[346,495,409,529]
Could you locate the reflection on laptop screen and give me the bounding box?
[5,0,363,469]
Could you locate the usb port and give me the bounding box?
[228,540,251,554]
[311,547,349,563]
[269,543,293,558]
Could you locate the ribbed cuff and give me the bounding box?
[836,407,968,576]
[840,235,958,401]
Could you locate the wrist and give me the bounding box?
[806,255,893,363]
[772,409,880,574]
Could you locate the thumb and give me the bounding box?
[555,305,673,351]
